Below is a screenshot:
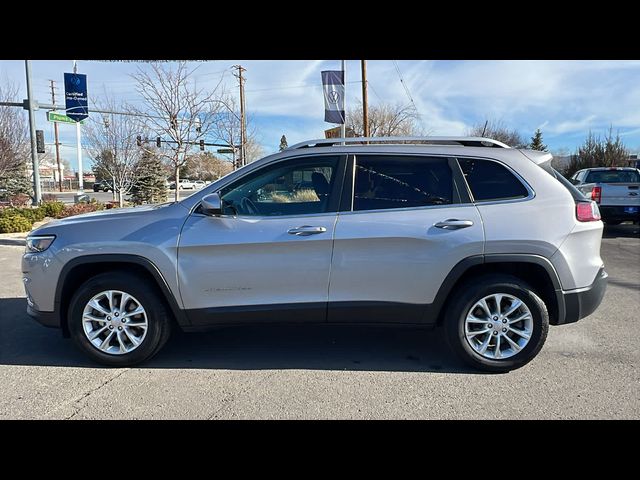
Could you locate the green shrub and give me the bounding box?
[16,207,46,223]
[41,201,66,218]
[0,214,33,233]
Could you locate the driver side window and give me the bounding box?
[219,156,340,216]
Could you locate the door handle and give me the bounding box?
[434,219,474,230]
[287,226,327,236]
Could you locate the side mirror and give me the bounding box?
[201,192,223,216]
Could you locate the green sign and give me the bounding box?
[47,111,85,124]
[217,148,235,154]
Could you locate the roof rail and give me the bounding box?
[287,136,511,150]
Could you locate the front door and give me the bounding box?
[177,155,345,326]
[328,154,484,324]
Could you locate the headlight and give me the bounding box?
[26,235,56,253]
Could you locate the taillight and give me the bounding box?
[591,186,602,203]
[576,201,601,222]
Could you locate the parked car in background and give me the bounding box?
[169,179,196,190]
[570,167,640,225]
[93,180,113,192]
[193,180,206,189]
[23,137,607,372]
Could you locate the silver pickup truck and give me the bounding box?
[570,167,640,225]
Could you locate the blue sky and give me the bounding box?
[1,60,639,171]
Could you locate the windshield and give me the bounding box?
[585,170,640,183]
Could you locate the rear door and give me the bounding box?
[327,154,484,324]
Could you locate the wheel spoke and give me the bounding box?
[88,300,110,316]
[494,294,504,315]
[466,328,490,338]
[99,331,115,350]
[479,298,493,317]
[123,327,141,346]
[509,327,531,340]
[478,334,492,354]
[117,331,127,353]
[83,313,107,323]
[120,292,131,311]
[467,315,489,324]
[105,291,115,312]
[503,299,523,318]
[503,334,522,352]
[89,325,108,340]
[122,307,144,319]
[508,312,530,324]
[494,334,502,358]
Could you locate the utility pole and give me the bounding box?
[233,65,247,168]
[361,60,369,138]
[73,60,84,192]
[340,60,346,144]
[49,80,63,192]
[25,61,42,205]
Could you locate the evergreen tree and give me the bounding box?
[279,135,288,151]
[529,129,548,151]
[130,152,168,205]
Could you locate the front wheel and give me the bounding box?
[68,272,172,367]
[444,274,549,373]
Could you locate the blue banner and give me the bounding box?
[64,73,88,122]
[321,70,345,124]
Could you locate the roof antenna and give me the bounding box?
[481,120,488,137]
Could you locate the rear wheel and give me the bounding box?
[444,274,549,373]
[68,272,172,367]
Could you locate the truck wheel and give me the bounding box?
[444,274,549,373]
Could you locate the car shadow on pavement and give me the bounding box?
[603,223,640,239]
[0,297,479,374]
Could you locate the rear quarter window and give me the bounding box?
[457,158,529,202]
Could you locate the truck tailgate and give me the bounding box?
[600,183,640,206]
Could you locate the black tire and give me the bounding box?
[68,272,172,367]
[444,274,549,373]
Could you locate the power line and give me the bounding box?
[392,60,420,116]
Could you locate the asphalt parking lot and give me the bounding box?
[0,224,638,419]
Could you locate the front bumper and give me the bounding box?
[561,267,608,325]
[27,303,60,329]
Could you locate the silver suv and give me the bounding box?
[22,137,607,372]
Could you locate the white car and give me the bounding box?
[193,180,207,189]
[178,179,195,190]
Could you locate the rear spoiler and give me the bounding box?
[520,149,553,165]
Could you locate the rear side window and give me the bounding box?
[353,156,454,211]
[585,170,640,183]
[458,158,529,202]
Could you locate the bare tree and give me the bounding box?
[132,62,224,201]
[467,119,527,148]
[186,151,233,181]
[212,92,264,166]
[563,128,629,178]
[84,99,144,207]
[346,102,424,137]
[0,82,29,180]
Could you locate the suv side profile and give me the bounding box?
[23,137,607,372]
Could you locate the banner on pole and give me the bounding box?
[321,71,345,124]
[64,73,89,122]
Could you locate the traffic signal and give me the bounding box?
[36,130,45,153]
[199,140,205,151]
[156,137,161,148]
[136,136,142,147]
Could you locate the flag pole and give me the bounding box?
[340,60,346,144]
